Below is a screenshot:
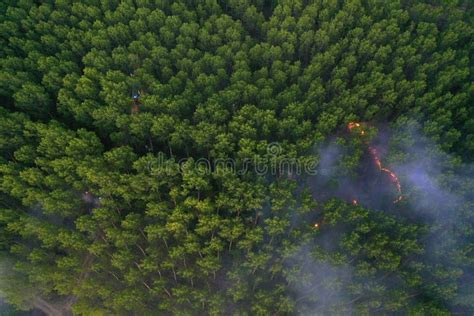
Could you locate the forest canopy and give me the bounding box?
[0,0,473,315]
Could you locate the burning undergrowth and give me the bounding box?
[286,119,474,313]
[307,122,404,210]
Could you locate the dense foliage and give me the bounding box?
[0,0,473,314]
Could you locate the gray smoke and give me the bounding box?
[288,119,474,313]
[284,243,353,315]
[390,119,474,311]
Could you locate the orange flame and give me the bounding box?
[313,223,320,229]
[352,199,359,205]
[369,146,402,202]
[348,122,403,204]
[347,122,360,130]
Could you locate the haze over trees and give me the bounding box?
[0,0,473,314]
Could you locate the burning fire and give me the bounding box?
[352,199,359,205]
[313,223,320,229]
[369,146,403,202]
[347,122,360,130]
[347,122,404,204]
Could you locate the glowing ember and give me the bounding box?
[352,199,359,205]
[393,195,404,203]
[348,122,404,204]
[347,122,361,130]
[369,146,402,202]
[347,122,366,136]
[313,223,320,229]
